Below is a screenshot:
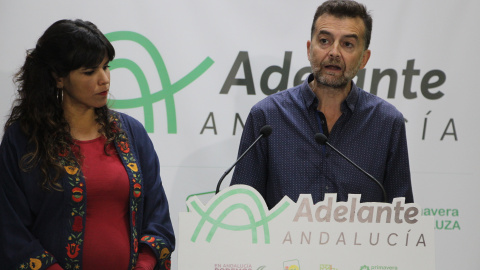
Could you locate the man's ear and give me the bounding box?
[306,40,312,61]
[52,73,64,89]
[359,49,371,69]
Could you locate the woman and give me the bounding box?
[0,19,175,270]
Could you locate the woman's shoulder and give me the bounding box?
[111,110,149,139]
[111,111,143,129]
[2,121,27,144]
[0,121,30,157]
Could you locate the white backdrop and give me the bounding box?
[1,1,479,269]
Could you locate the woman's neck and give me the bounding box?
[64,108,101,141]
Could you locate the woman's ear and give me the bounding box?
[52,73,64,89]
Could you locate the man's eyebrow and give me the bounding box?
[344,34,359,40]
[318,30,333,37]
[317,31,359,40]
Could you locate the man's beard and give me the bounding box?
[312,56,363,89]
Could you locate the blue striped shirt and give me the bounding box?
[231,74,413,209]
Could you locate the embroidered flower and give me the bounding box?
[64,166,79,175]
[118,141,130,153]
[71,187,84,203]
[66,243,81,259]
[29,258,42,270]
[165,260,171,270]
[133,183,142,198]
[127,163,138,172]
[58,149,69,157]
[160,247,170,259]
[141,236,155,243]
[133,238,138,253]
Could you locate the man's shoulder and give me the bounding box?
[357,88,404,120]
[250,84,304,113]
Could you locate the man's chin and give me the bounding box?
[315,76,348,89]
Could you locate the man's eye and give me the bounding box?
[320,38,329,44]
[103,65,110,70]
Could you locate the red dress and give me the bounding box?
[78,136,131,269]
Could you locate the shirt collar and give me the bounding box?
[301,73,359,113]
[300,74,319,110]
[344,81,359,112]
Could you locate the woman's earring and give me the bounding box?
[57,88,63,103]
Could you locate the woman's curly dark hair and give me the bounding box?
[4,19,120,191]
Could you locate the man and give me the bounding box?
[230,0,413,209]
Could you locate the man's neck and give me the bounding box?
[309,80,351,132]
[309,80,351,112]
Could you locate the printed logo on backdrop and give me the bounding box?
[105,31,214,133]
[187,186,429,247]
[188,187,290,243]
[182,185,435,269]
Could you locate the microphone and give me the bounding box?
[215,125,273,194]
[314,133,387,203]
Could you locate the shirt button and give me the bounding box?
[325,186,329,190]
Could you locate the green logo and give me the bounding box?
[188,187,289,243]
[360,266,369,270]
[106,31,214,133]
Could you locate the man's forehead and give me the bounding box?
[314,14,365,37]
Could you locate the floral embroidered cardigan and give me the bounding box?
[0,112,175,270]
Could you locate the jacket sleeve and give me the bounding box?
[0,126,57,270]
[120,114,175,270]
